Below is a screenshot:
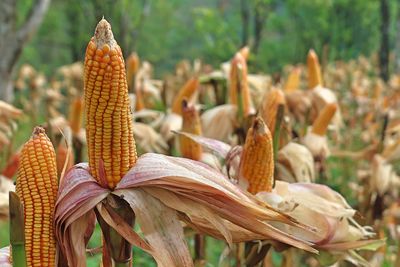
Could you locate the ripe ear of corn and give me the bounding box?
[15,126,58,267]
[260,88,286,136]
[307,49,323,89]
[284,67,301,92]
[84,19,137,189]
[135,86,145,111]
[239,117,274,194]
[126,52,140,90]
[171,77,199,114]
[179,100,203,161]
[239,46,250,60]
[68,96,84,136]
[311,103,337,136]
[229,52,251,116]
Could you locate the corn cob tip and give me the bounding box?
[253,117,268,136]
[32,126,46,137]
[311,103,337,136]
[94,18,116,48]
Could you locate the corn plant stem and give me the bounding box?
[9,192,27,267]
[95,195,135,267]
[235,65,247,144]
[273,104,285,163]
[194,233,205,263]
[244,242,270,267]
[235,243,245,267]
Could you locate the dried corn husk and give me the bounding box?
[276,142,315,183]
[134,122,169,154]
[201,104,237,143]
[302,130,330,159]
[370,155,400,196]
[0,175,15,219]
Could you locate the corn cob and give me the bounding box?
[15,126,58,267]
[84,18,137,189]
[135,86,145,111]
[68,96,84,136]
[239,117,274,194]
[171,77,199,114]
[179,100,203,161]
[239,46,250,60]
[307,49,322,89]
[126,52,140,90]
[229,52,251,116]
[260,88,286,136]
[284,67,301,92]
[311,103,337,136]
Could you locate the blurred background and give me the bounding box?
[1,1,400,266]
[1,0,399,101]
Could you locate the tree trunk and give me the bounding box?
[252,1,269,54]
[394,5,400,73]
[0,0,51,102]
[240,0,250,47]
[379,0,390,81]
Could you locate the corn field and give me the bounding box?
[0,3,399,267]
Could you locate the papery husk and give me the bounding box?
[285,90,312,123]
[0,175,15,219]
[302,131,330,159]
[55,154,319,267]
[276,142,315,183]
[0,101,23,120]
[383,122,400,161]
[371,154,400,196]
[54,164,109,267]
[201,104,237,143]
[257,181,378,257]
[159,111,182,140]
[248,74,272,108]
[0,246,11,267]
[116,153,317,250]
[173,131,241,179]
[133,122,169,153]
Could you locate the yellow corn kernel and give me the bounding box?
[284,67,301,92]
[126,52,140,89]
[239,117,274,194]
[84,18,137,189]
[171,77,199,114]
[179,100,202,161]
[311,103,337,136]
[229,52,251,116]
[307,49,322,89]
[15,126,58,267]
[260,88,286,136]
[68,96,84,135]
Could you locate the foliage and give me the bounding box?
[15,0,399,76]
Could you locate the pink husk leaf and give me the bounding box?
[113,189,194,267]
[115,153,318,253]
